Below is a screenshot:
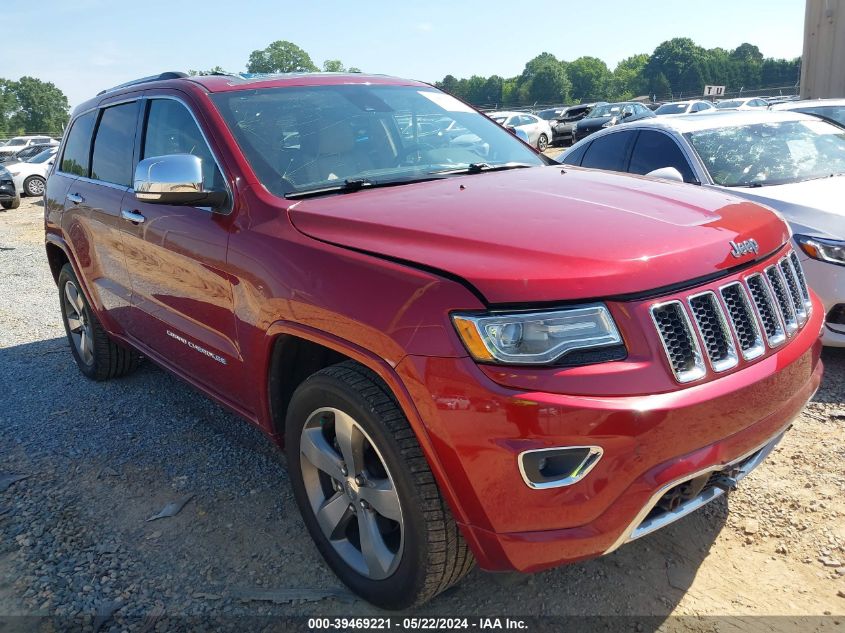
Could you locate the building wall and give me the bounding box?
[801,0,845,99]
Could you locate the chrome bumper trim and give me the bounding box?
[604,425,787,555]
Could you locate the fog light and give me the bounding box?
[518,446,603,489]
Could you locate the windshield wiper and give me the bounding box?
[285,175,448,199]
[432,162,536,176]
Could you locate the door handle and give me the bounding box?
[66,192,84,205]
[121,209,145,224]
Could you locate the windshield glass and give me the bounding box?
[684,119,845,187]
[655,103,688,115]
[587,104,622,118]
[28,149,55,163]
[211,86,543,197]
[7,138,26,146]
[795,105,845,128]
[715,100,744,109]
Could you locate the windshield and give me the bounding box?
[655,103,688,115]
[6,138,26,146]
[211,86,543,197]
[684,119,845,187]
[587,104,623,118]
[28,149,55,163]
[795,105,845,128]
[715,100,744,110]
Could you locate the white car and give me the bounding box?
[0,135,57,157]
[486,111,553,150]
[559,110,845,346]
[770,98,845,128]
[654,100,715,116]
[7,147,56,196]
[714,97,769,111]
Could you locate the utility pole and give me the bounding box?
[801,0,845,98]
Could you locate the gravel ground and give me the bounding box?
[1,197,844,631]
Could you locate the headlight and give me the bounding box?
[452,304,623,365]
[795,234,845,266]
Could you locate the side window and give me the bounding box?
[580,131,635,172]
[143,99,224,189]
[91,101,139,187]
[60,111,97,176]
[629,130,697,183]
[561,141,590,166]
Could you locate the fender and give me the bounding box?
[260,319,473,529]
[44,233,100,320]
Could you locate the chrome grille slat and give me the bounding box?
[779,257,807,325]
[746,273,787,347]
[765,265,797,335]
[650,249,809,383]
[788,251,813,311]
[687,291,738,372]
[719,282,765,361]
[650,301,706,383]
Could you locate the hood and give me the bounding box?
[712,177,845,240]
[288,166,789,304]
[578,116,611,129]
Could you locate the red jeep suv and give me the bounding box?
[45,71,823,609]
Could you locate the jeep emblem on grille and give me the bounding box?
[729,238,759,258]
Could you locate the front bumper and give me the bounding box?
[799,253,845,347]
[0,178,16,201]
[396,291,824,572]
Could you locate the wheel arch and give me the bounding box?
[262,321,472,527]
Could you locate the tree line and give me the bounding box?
[0,77,70,138]
[2,37,801,137]
[435,38,801,108]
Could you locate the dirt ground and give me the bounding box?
[1,196,844,631]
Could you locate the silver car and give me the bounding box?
[559,110,845,347]
[486,111,554,151]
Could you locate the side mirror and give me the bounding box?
[134,154,226,207]
[622,110,633,118]
[645,167,685,183]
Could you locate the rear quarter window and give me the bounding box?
[60,111,97,176]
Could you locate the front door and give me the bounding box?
[121,96,246,408]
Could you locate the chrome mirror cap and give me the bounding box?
[133,154,226,208]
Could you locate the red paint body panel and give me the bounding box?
[289,167,788,304]
[44,73,824,575]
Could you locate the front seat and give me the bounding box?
[305,122,373,183]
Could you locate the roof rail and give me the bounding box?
[97,71,188,96]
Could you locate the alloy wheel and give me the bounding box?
[63,280,93,366]
[299,407,404,580]
[25,177,45,196]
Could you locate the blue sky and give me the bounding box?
[5,0,805,108]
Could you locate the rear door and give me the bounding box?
[120,94,246,407]
[59,101,139,333]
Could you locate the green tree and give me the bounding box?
[567,56,612,102]
[645,37,710,96]
[246,40,318,74]
[0,79,17,137]
[516,53,571,105]
[322,59,345,72]
[730,42,764,89]
[348,67,362,73]
[188,66,225,76]
[610,54,650,100]
[8,77,69,135]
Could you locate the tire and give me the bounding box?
[23,175,45,197]
[1,195,20,210]
[537,133,548,152]
[286,361,474,609]
[58,263,140,381]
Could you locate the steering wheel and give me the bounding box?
[398,142,436,165]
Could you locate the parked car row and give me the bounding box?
[0,135,58,157]
[486,111,554,150]
[558,108,845,347]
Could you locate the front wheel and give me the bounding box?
[537,133,548,151]
[1,195,20,210]
[286,361,474,609]
[23,176,45,197]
